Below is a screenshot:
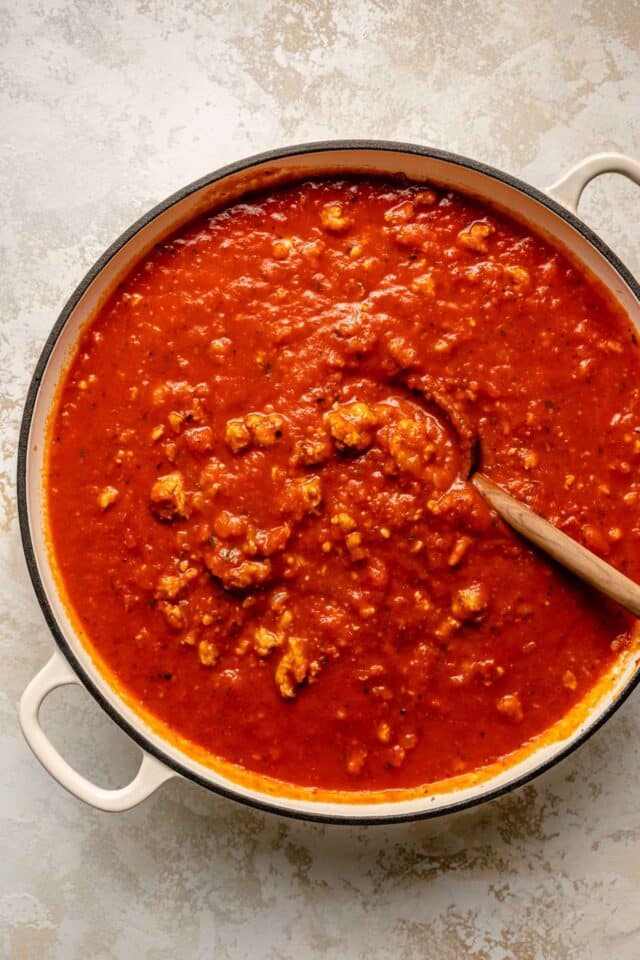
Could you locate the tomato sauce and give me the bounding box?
[47,178,640,792]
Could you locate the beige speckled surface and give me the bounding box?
[2,2,640,958]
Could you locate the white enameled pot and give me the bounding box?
[17,142,640,822]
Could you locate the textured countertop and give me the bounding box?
[2,2,640,958]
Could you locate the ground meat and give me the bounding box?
[246,412,285,447]
[150,472,189,520]
[253,524,291,556]
[383,417,436,477]
[158,601,188,631]
[205,544,272,590]
[225,418,251,453]
[253,626,283,657]
[97,486,119,510]
[291,433,332,466]
[458,220,495,253]
[496,693,524,723]
[320,202,353,233]
[324,401,379,452]
[280,475,323,519]
[154,570,196,600]
[451,583,489,621]
[198,639,219,666]
[275,636,310,698]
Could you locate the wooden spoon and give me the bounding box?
[472,473,640,619]
[401,377,640,618]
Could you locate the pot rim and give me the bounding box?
[17,138,640,824]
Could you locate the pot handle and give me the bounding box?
[547,152,640,213]
[19,652,176,811]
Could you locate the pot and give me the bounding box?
[18,141,640,822]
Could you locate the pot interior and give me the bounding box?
[22,145,640,821]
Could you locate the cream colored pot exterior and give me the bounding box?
[18,143,640,821]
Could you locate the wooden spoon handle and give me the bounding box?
[472,473,640,618]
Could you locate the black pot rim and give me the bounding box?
[17,138,640,825]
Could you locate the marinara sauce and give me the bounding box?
[47,178,640,792]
